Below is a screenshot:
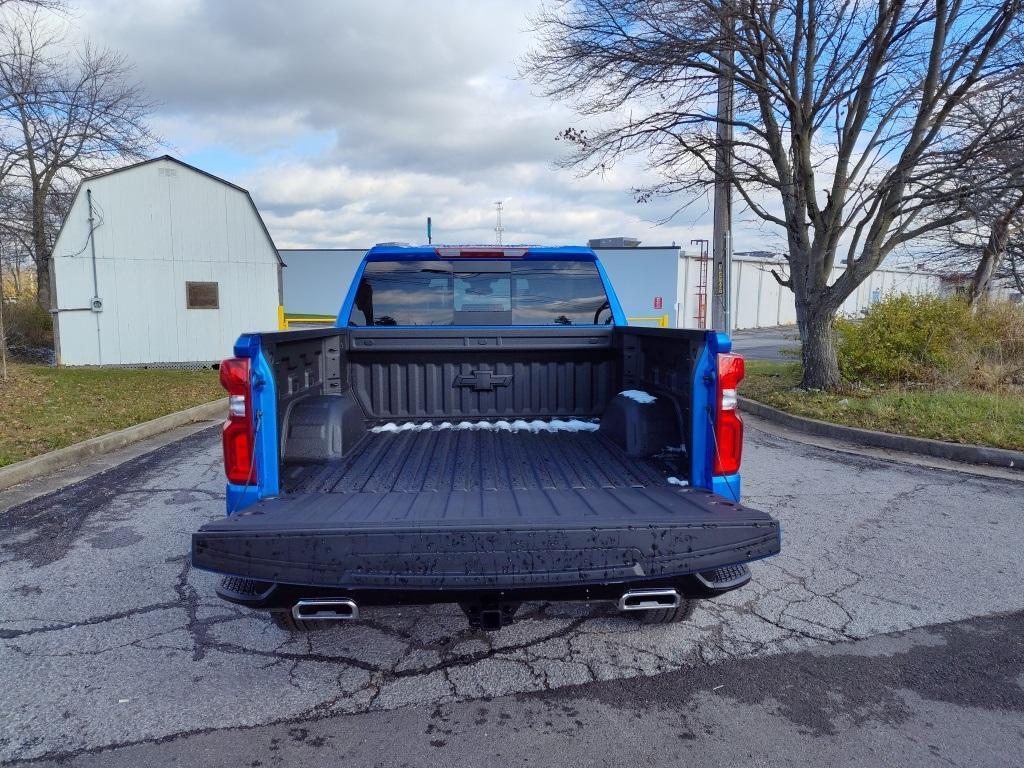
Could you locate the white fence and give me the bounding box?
[599,248,942,330]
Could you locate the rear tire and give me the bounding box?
[269,609,326,633]
[637,598,697,624]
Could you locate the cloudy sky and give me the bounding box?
[69,0,779,251]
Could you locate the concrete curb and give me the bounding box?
[0,398,227,492]
[739,396,1023,471]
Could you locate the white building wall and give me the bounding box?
[597,247,943,331]
[593,248,683,327]
[52,159,280,365]
[279,249,365,317]
[270,243,948,334]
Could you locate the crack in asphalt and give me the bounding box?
[0,511,1001,761]
[0,429,223,568]
[3,426,1023,764]
[0,600,182,640]
[0,525,989,762]
[10,609,1022,766]
[174,566,601,680]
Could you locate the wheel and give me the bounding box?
[636,598,697,624]
[268,609,327,633]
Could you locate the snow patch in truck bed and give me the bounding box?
[370,419,601,434]
[619,389,657,404]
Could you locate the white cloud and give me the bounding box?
[68,0,778,251]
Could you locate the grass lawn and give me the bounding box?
[0,363,223,467]
[743,361,1024,451]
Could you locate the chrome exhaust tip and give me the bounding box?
[616,589,680,612]
[291,598,359,622]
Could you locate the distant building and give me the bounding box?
[279,249,366,318]
[938,272,1022,303]
[587,237,641,249]
[734,250,783,260]
[592,245,942,329]
[278,238,946,333]
[51,156,282,366]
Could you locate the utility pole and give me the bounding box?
[711,10,734,333]
[494,201,504,245]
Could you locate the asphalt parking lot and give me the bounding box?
[2,420,1022,766]
[730,326,801,361]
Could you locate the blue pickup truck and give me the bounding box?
[192,245,780,630]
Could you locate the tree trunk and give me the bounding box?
[797,306,842,390]
[34,255,51,309]
[32,193,52,310]
[0,293,7,381]
[967,240,1001,307]
[967,193,1024,307]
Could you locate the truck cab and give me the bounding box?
[193,245,780,630]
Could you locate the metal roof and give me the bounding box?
[57,155,283,266]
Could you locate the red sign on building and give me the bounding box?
[653,296,663,310]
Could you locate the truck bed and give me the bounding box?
[192,428,779,591]
[283,428,672,494]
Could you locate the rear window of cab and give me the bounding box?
[348,260,613,326]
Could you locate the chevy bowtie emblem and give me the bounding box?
[453,370,513,392]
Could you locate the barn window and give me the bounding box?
[186,281,219,309]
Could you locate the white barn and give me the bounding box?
[51,156,282,366]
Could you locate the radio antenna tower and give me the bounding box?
[494,201,504,245]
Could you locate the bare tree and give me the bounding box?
[932,197,1024,305]
[525,0,1024,389]
[0,1,65,9]
[0,195,30,298]
[914,74,1024,304]
[0,8,155,310]
[997,233,1024,295]
[966,197,1024,302]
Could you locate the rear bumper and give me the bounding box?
[192,515,780,598]
[215,563,757,611]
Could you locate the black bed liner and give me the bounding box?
[283,428,674,494]
[193,429,779,591]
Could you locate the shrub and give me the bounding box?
[835,294,1024,388]
[1,300,53,354]
[975,300,1024,370]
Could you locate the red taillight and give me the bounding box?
[433,246,528,259]
[714,353,745,475]
[219,357,256,485]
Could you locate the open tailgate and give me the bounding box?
[192,485,780,590]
